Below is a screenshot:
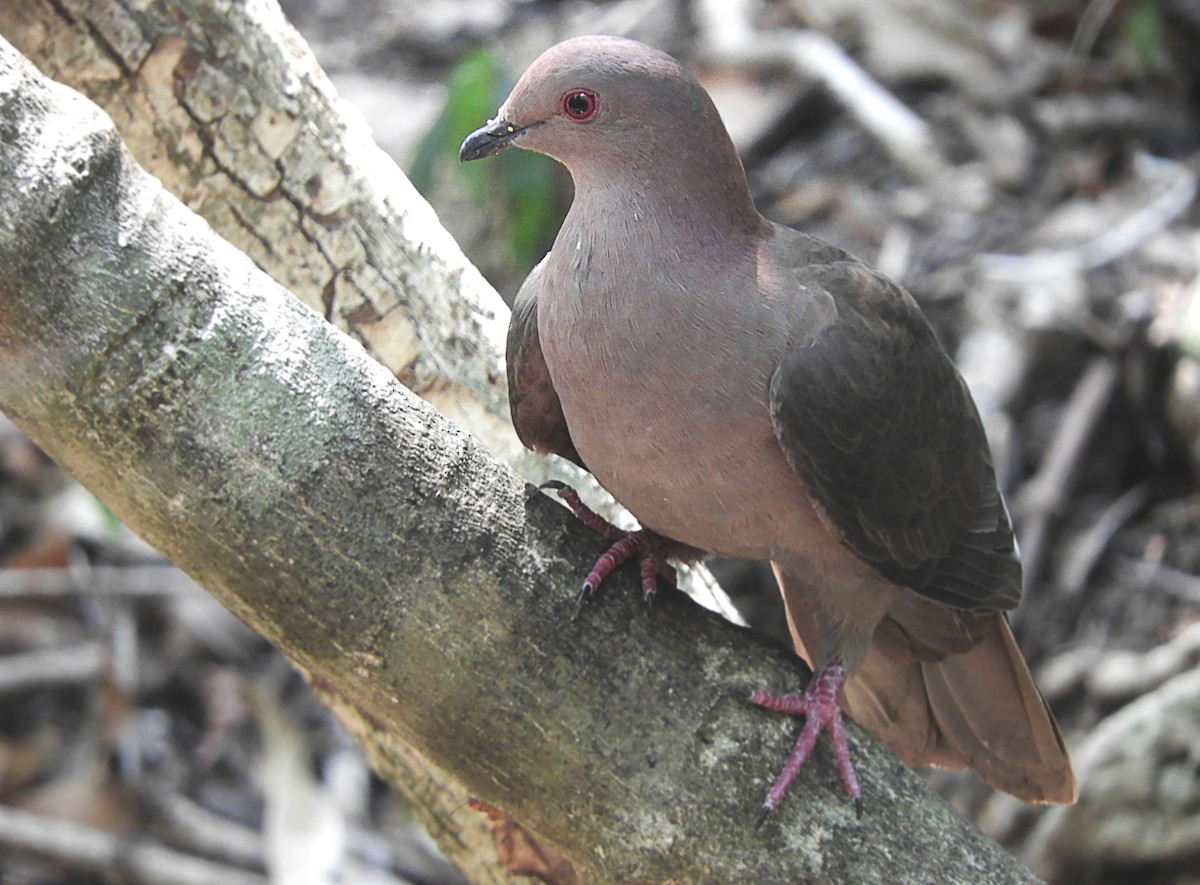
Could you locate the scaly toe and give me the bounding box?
[750,660,862,816]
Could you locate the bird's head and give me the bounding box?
[459,35,721,174]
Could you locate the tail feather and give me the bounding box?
[842,612,1077,804]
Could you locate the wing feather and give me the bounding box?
[768,240,1020,611]
[507,264,584,468]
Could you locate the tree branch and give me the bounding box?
[0,27,1037,885]
[0,0,516,454]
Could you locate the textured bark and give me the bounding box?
[0,0,516,455]
[0,22,1040,885]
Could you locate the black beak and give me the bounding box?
[459,118,524,162]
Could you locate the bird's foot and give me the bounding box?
[749,660,862,823]
[537,481,677,610]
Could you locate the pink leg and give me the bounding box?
[538,481,677,607]
[749,660,862,822]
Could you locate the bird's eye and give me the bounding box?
[561,89,599,122]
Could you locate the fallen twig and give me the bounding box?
[142,791,265,872]
[980,154,1198,284]
[1113,556,1200,603]
[0,644,106,695]
[0,565,201,599]
[1057,483,1151,594]
[0,803,266,885]
[1012,357,1121,595]
[696,0,946,181]
[1040,620,1200,706]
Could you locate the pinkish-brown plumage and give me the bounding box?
[461,35,1076,814]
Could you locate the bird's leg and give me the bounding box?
[749,659,862,821]
[537,481,677,608]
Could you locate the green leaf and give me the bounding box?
[409,49,565,280]
[1126,0,1163,71]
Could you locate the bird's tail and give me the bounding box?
[841,610,1077,804]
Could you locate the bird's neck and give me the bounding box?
[547,163,767,332]
[562,137,767,253]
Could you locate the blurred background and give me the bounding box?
[1,0,1198,882]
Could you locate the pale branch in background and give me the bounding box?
[0,0,515,454]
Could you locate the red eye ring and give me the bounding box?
[561,89,599,122]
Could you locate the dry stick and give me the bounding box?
[696,0,946,182]
[0,565,200,599]
[1057,483,1151,595]
[1069,0,1124,70]
[1012,357,1121,598]
[0,804,266,885]
[0,644,106,695]
[141,792,266,872]
[1085,620,1200,703]
[1114,556,1200,603]
[1041,586,1200,704]
[143,791,417,885]
[1031,94,1180,138]
[980,155,1198,283]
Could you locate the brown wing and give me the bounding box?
[768,240,1020,612]
[507,264,584,468]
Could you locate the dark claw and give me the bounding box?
[571,581,593,619]
[854,797,864,820]
[545,482,679,616]
[754,804,772,829]
[728,683,756,701]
